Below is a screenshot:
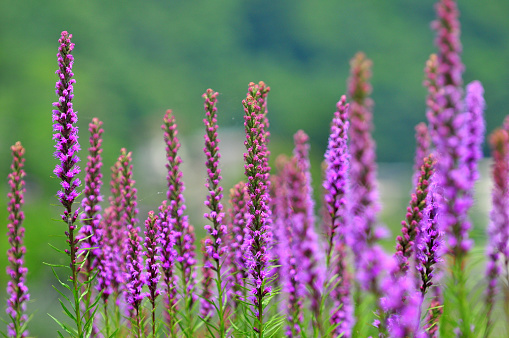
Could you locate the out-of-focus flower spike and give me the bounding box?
[6,142,29,338]
[413,122,431,186]
[485,128,509,335]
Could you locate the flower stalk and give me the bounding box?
[6,142,30,338]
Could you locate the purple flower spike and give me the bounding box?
[126,218,146,337]
[424,54,440,144]
[347,52,381,258]
[413,123,431,185]
[6,142,29,338]
[144,211,160,337]
[202,88,230,333]
[380,272,421,338]
[162,110,197,332]
[226,182,250,304]
[485,129,509,334]
[200,240,214,320]
[291,130,323,316]
[80,118,104,274]
[157,201,178,336]
[243,83,272,333]
[323,95,352,337]
[464,81,485,183]
[395,155,435,277]
[52,30,81,278]
[106,157,127,299]
[432,0,464,90]
[119,148,139,312]
[273,155,304,337]
[96,206,114,303]
[202,89,226,260]
[323,95,350,264]
[415,171,443,298]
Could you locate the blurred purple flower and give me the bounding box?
[6,142,29,338]
[485,128,509,333]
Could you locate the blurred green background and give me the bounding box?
[0,0,508,335]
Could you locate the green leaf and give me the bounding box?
[59,298,76,321]
[48,313,77,337]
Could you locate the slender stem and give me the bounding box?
[103,301,110,337]
[214,258,226,336]
[454,255,472,338]
[69,220,83,337]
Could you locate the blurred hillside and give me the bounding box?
[0,0,508,335]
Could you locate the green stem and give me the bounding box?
[69,224,83,337]
[103,301,110,337]
[454,254,472,338]
[179,261,194,338]
[215,259,226,337]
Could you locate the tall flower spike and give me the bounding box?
[273,155,304,338]
[485,128,509,335]
[126,218,146,337]
[52,31,87,335]
[78,118,104,336]
[157,201,178,337]
[347,52,381,260]
[429,2,484,335]
[424,54,440,144]
[413,122,431,186]
[80,118,104,270]
[202,89,228,334]
[144,211,160,338]
[6,142,29,338]
[200,240,214,320]
[323,95,352,337]
[323,95,350,267]
[415,171,443,298]
[394,155,435,277]
[162,110,197,334]
[243,84,272,336]
[464,81,485,183]
[291,130,323,318]
[119,148,139,319]
[226,182,250,305]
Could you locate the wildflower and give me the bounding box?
[6,142,29,338]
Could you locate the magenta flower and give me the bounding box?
[394,155,435,277]
[323,95,352,337]
[413,122,431,186]
[415,170,443,298]
[126,219,146,337]
[347,52,382,272]
[144,211,160,337]
[485,128,509,334]
[52,30,81,276]
[6,142,29,338]
[200,240,214,320]
[162,110,197,333]
[242,83,272,333]
[289,130,323,316]
[202,89,227,262]
[226,182,250,304]
[79,118,104,267]
[157,201,178,336]
[380,271,421,338]
[273,155,304,337]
